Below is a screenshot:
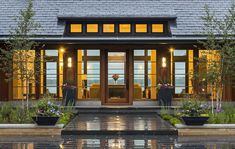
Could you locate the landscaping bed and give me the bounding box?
[160,100,235,136]
[0,95,76,136]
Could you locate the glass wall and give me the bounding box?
[43,50,59,98]
[77,49,100,100]
[133,49,157,100]
[172,49,194,95]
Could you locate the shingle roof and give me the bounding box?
[0,0,233,39]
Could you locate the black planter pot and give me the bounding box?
[32,116,60,126]
[182,116,209,125]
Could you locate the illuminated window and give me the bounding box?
[70,24,82,33]
[103,24,115,33]
[152,24,164,33]
[87,24,98,33]
[119,24,131,33]
[135,24,147,33]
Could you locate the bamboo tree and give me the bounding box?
[0,0,40,110]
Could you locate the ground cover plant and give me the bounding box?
[160,108,182,126]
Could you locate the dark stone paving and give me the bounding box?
[62,113,177,135]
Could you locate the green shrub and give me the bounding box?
[0,103,33,124]
[169,117,182,125]
[58,106,75,125]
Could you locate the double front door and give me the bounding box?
[101,50,133,105]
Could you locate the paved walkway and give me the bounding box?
[62,113,177,135]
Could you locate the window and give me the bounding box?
[77,49,100,100]
[174,62,186,94]
[174,50,187,56]
[87,24,98,33]
[119,24,131,33]
[45,50,58,56]
[134,49,157,100]
[46,62,57,94]
[44,50,59,97]
[152,24,164,33]
[67,22,168,35]
[135,24,147,33]
[70,24,82,33]
[103,24,115,33]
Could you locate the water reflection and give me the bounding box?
[0,135,235,149]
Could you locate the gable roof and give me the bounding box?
[0,0,233,41]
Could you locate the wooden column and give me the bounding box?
[128,49,134,105]
[100,49,106,105]
[157,48,170,83]
[63,49,77,86]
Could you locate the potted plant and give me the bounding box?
[157,82,174,106]
[32,95,61,125]
[180,100,210,125]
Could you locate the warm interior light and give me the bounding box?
[68,57,72,68]
[170,48,174,53]
[81,74,87,80]
[162,57,167,68]
[59,60,63,67]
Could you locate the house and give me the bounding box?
[0,0,234,105]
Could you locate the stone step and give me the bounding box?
[62,113,177,136]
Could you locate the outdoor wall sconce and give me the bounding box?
[162,57,167,68]
[60,47,65,53]
[170,48,174,53]
[68,57,72,68]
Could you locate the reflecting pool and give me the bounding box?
[0,135,235,149]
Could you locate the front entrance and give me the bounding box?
[102,50,133,105]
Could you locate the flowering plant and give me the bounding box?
[157,83,174,89]
[34,94,61,117]
[180,100,210,117]
[112,74,120,81]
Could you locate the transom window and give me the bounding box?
[66,22,167,35]
[152,24,164,33]
[103,24,115,33]
[70,24,82,33]
[135,24,147,33]
[86,24,99,33]
[119,24,131,33]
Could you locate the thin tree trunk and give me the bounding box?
[21,79,24,109]
[26,58,29,111]
[216,84,220,112]
[211,84,214,114]
[26,76,29,111]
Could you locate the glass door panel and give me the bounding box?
[107,52,127,103]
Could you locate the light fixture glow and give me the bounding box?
[162,57,167,68]
[60,48,65,53]
[170,48,174,53]
[68,57,72,68]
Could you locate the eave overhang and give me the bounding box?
[57,15,177,21]
[0,36,206,45]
